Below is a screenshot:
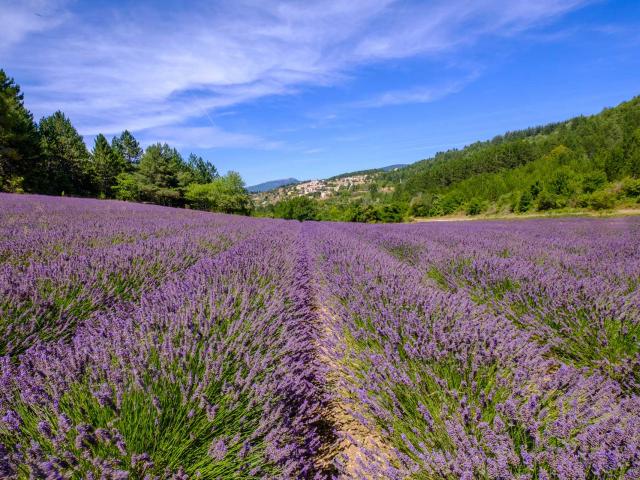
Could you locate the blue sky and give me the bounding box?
[1,0,639,185]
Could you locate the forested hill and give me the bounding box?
[381,95,640,217]
[386,99,636,195]
[258,95,640,222]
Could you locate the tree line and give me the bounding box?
[0,70,251,214]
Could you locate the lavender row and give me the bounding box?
[307,222,640,478]
[1,219,326,478]
[0,194,268,357]
[335,219,640,391]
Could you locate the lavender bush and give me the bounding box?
[1,194,639,478]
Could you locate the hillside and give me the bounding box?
[257,96,640,222]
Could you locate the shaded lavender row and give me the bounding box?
[307,221,640,478]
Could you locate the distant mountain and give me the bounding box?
[381,163,408,171]
[328,164,408,180]
[247,178,299,193]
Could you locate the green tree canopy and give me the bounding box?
[0,69,41,191]
[129,143,186,205]
[184,171,252,214]
[138,143,183,189]
[273,196,318,221]
[111,130,142,168]
[92,134,125,197]
[38,111,92,195]
[185,153,219,184]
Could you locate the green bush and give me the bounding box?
[621,177,640,198]
[576,194,590,208]
[587,190,616,210]
[530,180,542,198]
[581,171,607,193]
[466,197,483,216]
[410,195,434,217]
[440,192,463,215]
[113,172,141,201]
[184,172,252,214]
[273,196,318,221]
[516,191,533,212]
[0,175,25,193]
[347,203,404,223]
[377,204,404,222]
[548,167,577,196]
[536,191,558,211]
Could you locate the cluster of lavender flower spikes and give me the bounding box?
[1,194,639,479]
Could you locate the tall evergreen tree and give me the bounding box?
[92,134,125,197]
[0,69,42,191]
[186,153,219,184]
[39,111,92,195]
[136,143,184,205]
[111,130,142,168]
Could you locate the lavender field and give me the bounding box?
[1,193,639,479]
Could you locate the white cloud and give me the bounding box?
[136,125,279,150]
[351,70,480,108]
[0,0,69,50]
[1,0,591,146]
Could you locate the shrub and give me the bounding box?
[466,197,483,216]
[582,171,607,193]
[348,203,404,223]
[536,190,558,211]
[377,204,404,222]
[113,172,141,201]
[548,167,576,196]
[410,195,435,217]
[517,191,533,212]
[530,180,542,198]
[587,190,616,210]
[273,196,318,221]
[184,173,252,214]
[0,175,25,193]
[440,192,463,215]
[621,177,640,198]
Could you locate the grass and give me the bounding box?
[412,206,640,223]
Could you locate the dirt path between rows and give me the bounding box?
[313,306,393,478]
[298,224,395,478]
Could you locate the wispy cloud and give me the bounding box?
[1,0,591,147]
[135,125,278,150]
[351,71,480,108]
[0,0,69,51]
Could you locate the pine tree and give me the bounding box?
[187,153,219,184]
[111,130,142,168]
[0,69,42,191]
[39,111,92,195]
[92,134,125,197]
[137,143,184,205]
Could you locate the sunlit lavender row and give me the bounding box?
[1,194,639,479]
